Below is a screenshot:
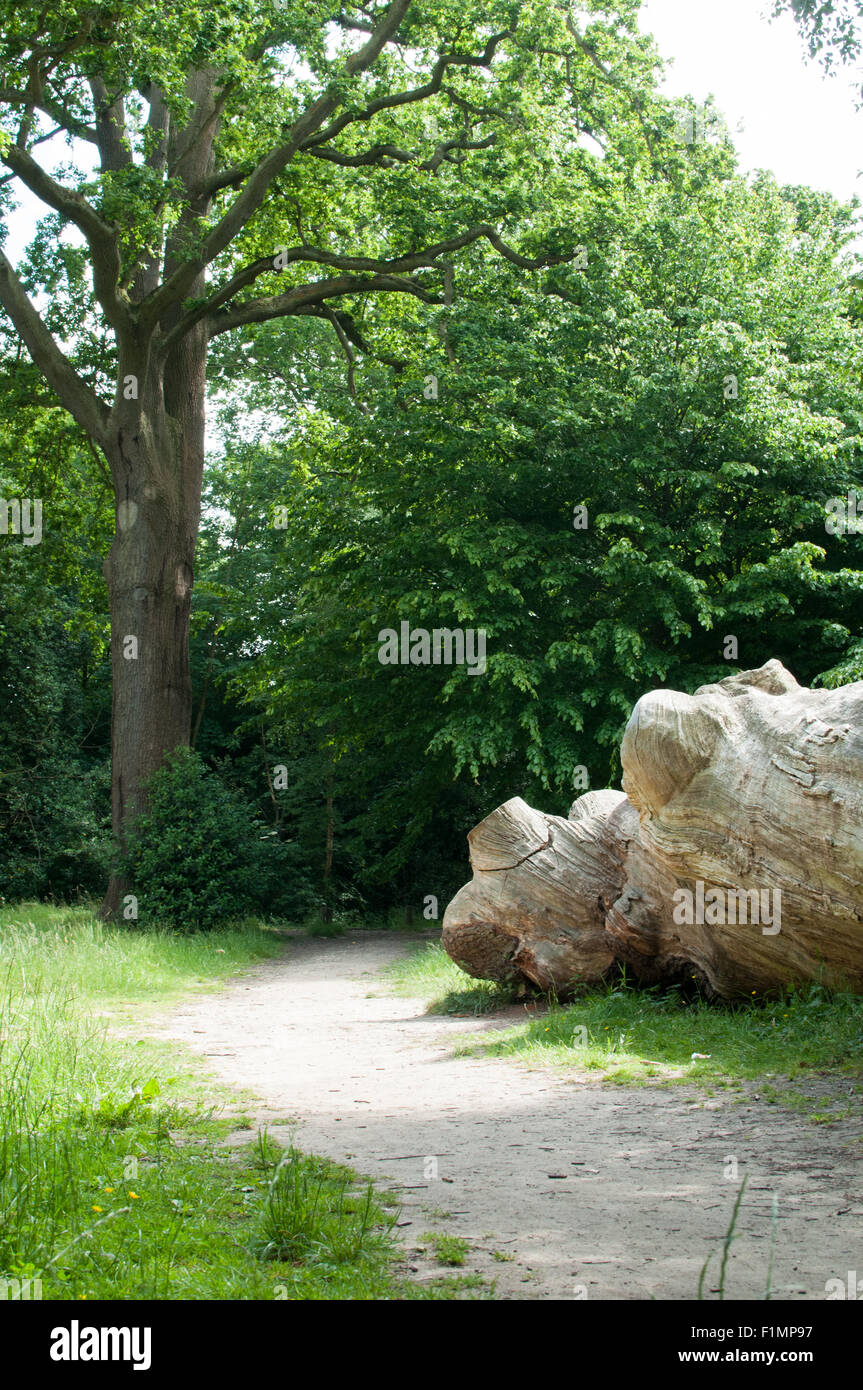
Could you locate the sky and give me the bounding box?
[639,0,863,211]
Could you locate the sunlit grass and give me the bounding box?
[0,905,485,1300]
[388,943,863,1087]
[0,901,284,1011]
[386,941,519,1015]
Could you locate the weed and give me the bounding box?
[421,1232,470,1266]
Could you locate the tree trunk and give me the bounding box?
[99,340,206,918]
[442,791,625,991]
[97,70,213,920]
[322,762,335,923]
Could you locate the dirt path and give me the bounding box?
[150,932,863,1300]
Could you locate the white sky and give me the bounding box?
[639,0,863,210]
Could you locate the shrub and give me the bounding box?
[121,748,276,929]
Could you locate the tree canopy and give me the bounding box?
[0,1,861,921]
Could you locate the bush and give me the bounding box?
[0,762,111,905]
[122,748,279,929]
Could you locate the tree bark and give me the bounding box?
[99,344,206,917]
[322,761,335,923]
[98,69,214,919]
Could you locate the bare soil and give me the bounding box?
[148,932,863,1300]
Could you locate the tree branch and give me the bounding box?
[300,27,515,152]
[322,305,368,409]
[0,143,128,333]
[306,132,497,169]
[206,271,439,339]
[125,84,172,300]
[1,142,112,245]
[163,224,571,350]
[0,84,98,144]
[0,249,109,443]
[138,0,423,326]
[0,124,67,187]
[89,76,132,173]
[326,305,406,369]
[200,130,496,197]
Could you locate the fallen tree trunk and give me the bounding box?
[442,660,863,998]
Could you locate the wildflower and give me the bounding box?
[128,1191,139,1199]
[104,1186,114,1194]
[92,1205,103,1213]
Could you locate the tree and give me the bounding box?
[774,0,863,75]
[0,341,113,900]
[207,161,863,889]
[443,660,863,1000]
[0,0,658,914]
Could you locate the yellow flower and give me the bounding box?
[128,1191,139,1199]
[92,1204,103,1212]
[104,1186,114,1193]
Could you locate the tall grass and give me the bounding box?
[0,905,477,1300]
[0,901,283,1006]
[253,1134,393,1265]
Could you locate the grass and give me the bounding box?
[420,1232,469,1267]
[0,903,483,1300]
[386,941,519,1015]
[387,943,863,1090]
[251,1136,399,1289]
[0,901,285,1016]
[697,1178,781,1300]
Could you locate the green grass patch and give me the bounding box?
[420,1232,470,1266]
[388,943,863,1089]
[0,901,285,1015]
[303,914,347,939]
[386,942,518,1015]
[0,904,478,1300]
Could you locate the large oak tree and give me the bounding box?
[0,0,657,914]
